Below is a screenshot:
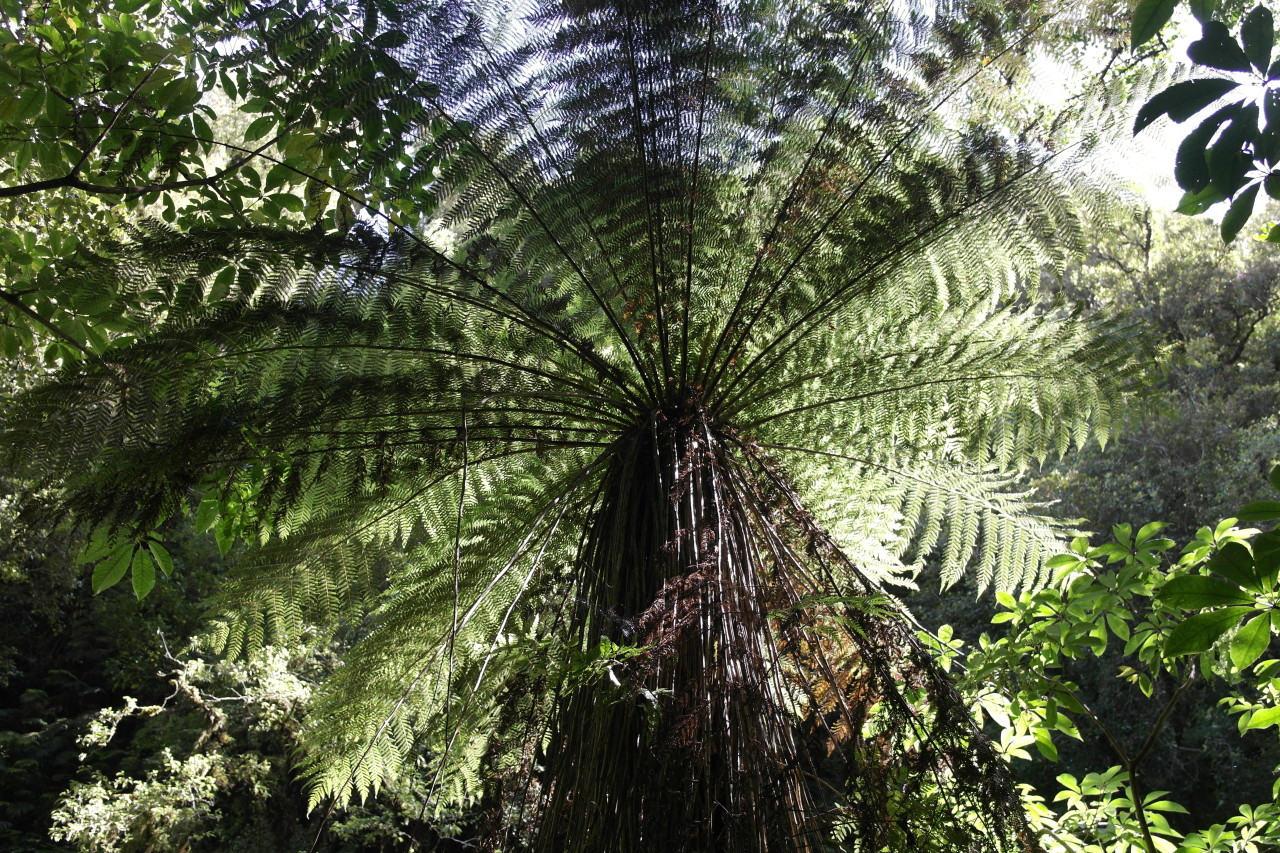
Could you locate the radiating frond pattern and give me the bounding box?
[1,0,1149,850]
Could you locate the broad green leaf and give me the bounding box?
[1241,5,1274,73]
[1230,612,1271,669]
[1052,690,1087,715]
[1034,728,1058,762]
[130,548,155,598]
[1045,553,1083,570]
[1269,463,1280,493]
[1246,706,1280,729]
[1134,78,1239,134]
[1106,611,1131,642]
[1132,0,1179,49]
[1210,541,1259,590]
[269,192,305,213]
[215,517,235,556]
[1176,183,1227,214]
[1136,521,1168,544]
[373,30,409,49]
[147,540,174,577]
[1267,172,1280,201]
[76,526,116,564]
[209,266,235,301]
[1164,606,1250,656]
[1220,182,1259,242]
[264,163,294,191]
[244,115,276,143]
[1159,574,1254,608]
[1190,0,1218,24]
[194,497,220,532]
[1238,500,1280,522]
[1253,530,1280,588]
[92,545,133,593]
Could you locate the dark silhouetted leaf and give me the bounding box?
[1189,21,1254,72]
[374,29,409,48]
[1208,105,1258,196]
[1261,128,1280,160]
[1135,78,1240,134]
[1242,5,1274,73]
[1220,182,1259,242]
[1176,104,1237,190]
[244,115,276,143]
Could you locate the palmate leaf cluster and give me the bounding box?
[1,0,1149,850]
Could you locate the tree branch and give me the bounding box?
[0,170,227,199]
[0,290,92,357]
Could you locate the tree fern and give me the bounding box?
[1,0,1151,850]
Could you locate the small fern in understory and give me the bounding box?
[2,1,1151,850]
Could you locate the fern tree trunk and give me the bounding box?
[514,393,1027,852]
[533,395,805,851]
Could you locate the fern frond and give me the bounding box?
[0,1,1157,850]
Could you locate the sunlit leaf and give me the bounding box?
[1164,606,1250,656]
[91,545,133,594]
[130,548,156,599]
[1238,500,1280,522]
[147,540,175,577]
[1230,612,1271,669]
[1246,706,1280,729]
[1159,574,1254,609]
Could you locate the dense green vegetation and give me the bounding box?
[1,0,1279,851]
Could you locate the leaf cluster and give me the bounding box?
[1133,4,1280,242]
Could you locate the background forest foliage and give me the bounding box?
[1,0,1279,851]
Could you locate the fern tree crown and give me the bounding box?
[3,1,1145,850]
